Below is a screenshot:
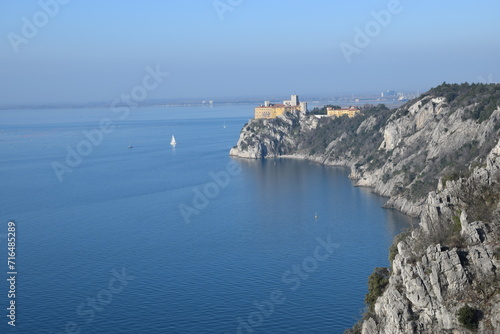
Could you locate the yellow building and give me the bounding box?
[327,106,360,118]
[254,95,307,119]
[254,104,298,119]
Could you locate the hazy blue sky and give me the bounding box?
[1,0,499,105]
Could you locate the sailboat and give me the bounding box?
[170,135,176,146]
[223,121,227,128]
[128,140,133,149]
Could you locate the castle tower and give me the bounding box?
[300,102,307,114]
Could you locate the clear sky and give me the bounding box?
[1,0,499,105]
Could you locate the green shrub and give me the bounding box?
[452,215,461,233]
[442,172,461,184]
[365,267,390,312]
[457,305,479,331]
[388,243,398,265]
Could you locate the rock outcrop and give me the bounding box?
[230,83,500,333]
[363,140,500,333]
[230,111,319,159]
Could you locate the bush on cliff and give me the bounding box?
[457,304,480,331]
[365,267,390,312]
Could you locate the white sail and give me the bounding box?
[170,135,176,146]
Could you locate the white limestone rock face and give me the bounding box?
[362,318,378,334]
[383,195,424,217]
[487,138,500,172]
[357,116,378,134]
[360,140,500,334]
[230,111,318,159]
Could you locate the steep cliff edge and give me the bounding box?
[358,141,500,334]
[230,83,500,333]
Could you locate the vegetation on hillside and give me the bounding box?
[422,82,500,123]
[303,104,391,159]
[333,83,500,333]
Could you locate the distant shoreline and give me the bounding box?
[0,98,408,111]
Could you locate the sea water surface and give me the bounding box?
[0,105,412,334]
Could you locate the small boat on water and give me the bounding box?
[223,122,227,128]
[128,140,133,149]
[170,135,176,146]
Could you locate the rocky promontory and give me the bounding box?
[230,83,500,333]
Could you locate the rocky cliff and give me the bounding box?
[230,83,500,333]
[359,141,500,334]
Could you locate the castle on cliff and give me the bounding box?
[254,95,308,119]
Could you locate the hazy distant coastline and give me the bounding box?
[0,93,412,111]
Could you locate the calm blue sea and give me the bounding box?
[0,105,412,334]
